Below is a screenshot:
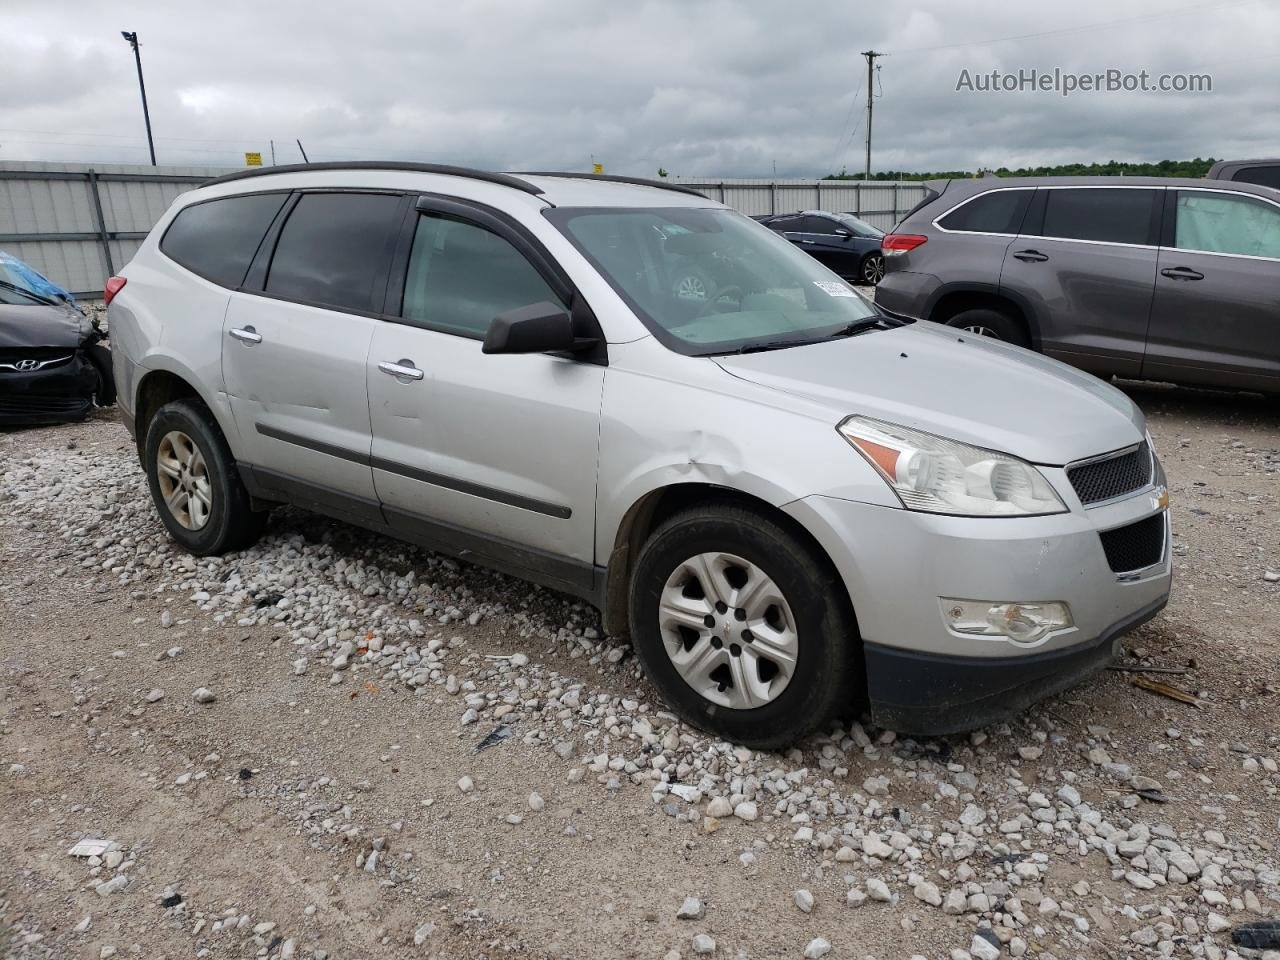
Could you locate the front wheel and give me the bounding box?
[143,398,266,555]
[628,504,861,748]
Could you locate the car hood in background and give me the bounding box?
[713,321,1145,466]
[0,303,94,349]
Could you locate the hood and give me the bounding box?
[714,322,1144,466]
[0,302,94,349]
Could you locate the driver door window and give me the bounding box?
[401,215,563,336]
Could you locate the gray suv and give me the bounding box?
[107,162,1172,746]
[877,176,1280,394]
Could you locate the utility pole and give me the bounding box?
[861,49,883,180]
[120,32,156,166]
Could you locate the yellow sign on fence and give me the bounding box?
[244,152,263,167]
[592,162,604,175]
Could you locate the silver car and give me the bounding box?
[107,162,1172,747]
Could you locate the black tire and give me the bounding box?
[860,252,885,285]
[944,307,1030,348]
[143,398,265,555]
[628,503,862,748]
[87,342,116,407]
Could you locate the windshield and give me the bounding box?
[0,253,65,307]
[838,214,884,238]
[546,206,884,354]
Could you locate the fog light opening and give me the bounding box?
[942,599,1073,645]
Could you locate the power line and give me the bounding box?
[890,0,1257,54]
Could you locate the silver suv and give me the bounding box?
[877,176,1280,394]
[108,162,1172,746]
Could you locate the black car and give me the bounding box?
[758,210,886,284]
[0,274,114,426]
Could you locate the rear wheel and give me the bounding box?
[944,307,1030,348]
[143,398,265,555]
[860,252,885,285]
[628,504,861,747]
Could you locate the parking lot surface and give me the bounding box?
[2,385,1278,960]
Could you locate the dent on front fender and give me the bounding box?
[592,353,899,563]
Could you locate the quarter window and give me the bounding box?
[1231,165,1280,190]
[937,189,1032,234]
[265,192,403,311]
[161,193,287,288]
[400,215,561,338]
[1173,191,1280,259]
[1036,188,1157,245]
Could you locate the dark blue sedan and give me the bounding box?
[757,211,885,284]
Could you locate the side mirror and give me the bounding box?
[483,301,585,355]
[834,228,853,239]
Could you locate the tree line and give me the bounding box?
[825,158,1218,181]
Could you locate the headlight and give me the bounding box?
[837,416,1067,517]
[942,599,1073,644]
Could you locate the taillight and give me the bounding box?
[104,276,127,305]
[882,234,928,254]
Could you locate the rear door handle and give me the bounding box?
[1012,249,1049,263]
[1160,266,1204,281]
[378,359,424,381]
[229,326,262,344]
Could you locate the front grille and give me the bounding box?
[0,394,91,418]
[1098,513,1165,573]
[1068,442,1152,505]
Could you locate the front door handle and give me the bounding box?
[1160,266,1204,281]
[1012,249,1049,263]
[378,359,424,381]
[229,326,262,344]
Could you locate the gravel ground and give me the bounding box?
[1,382,1278,960]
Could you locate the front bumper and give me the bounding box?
[785,476,1173,734]
[0,353,97,426]
[862,594,1167,733]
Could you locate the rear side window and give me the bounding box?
[1231,165,1280,189]
[400,214,561,338]
[1173,191,1280,258]
[1036,188,1157,245]
[937,189,1031,234]
[265,192,403,312]
[160,193,286,288]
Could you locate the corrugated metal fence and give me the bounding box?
[670,177,928,230]
[0,161,234,299]
[1,162,927,299]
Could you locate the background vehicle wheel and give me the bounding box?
[143,398,265,555]
[87,343,116,407]
[672,265,717,304]
[944,308,1030,348]
[860,252,885,285]
[628,503,861,748]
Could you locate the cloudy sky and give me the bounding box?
[4,0,1278,177]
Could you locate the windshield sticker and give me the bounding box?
[813,280,856,298]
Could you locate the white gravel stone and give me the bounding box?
[732,801,758,822]
[803,938,832,959]
[794,889,814,913]
[676,896,704,919]
[191,687,216,704]
[527,792,544,811]
[457,776,475,793]
[692,932,716,954]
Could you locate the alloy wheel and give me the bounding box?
[962,324,1000,338]
[862,254,885,284]
[658,552,798,710]
[675,274,709,301]
[155,430,212,530]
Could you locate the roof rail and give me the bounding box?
[200,161,544,195]
[513,171,707,198]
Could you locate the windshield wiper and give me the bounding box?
[830,316,892,337]
[0,279,57,306]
